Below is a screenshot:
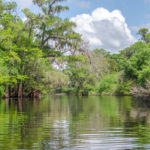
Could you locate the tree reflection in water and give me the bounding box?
[0,96,150,149]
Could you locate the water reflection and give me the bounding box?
[0,96,150,149]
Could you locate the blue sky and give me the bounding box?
[65,0,150,33]
[67,0,150,26]
[12,0,150,52]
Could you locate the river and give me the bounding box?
[0,96,150,149]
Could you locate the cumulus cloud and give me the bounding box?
[71,8,136,53]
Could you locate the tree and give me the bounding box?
[32,0,81,57]
[137,28,149,42]
[63,47,113,95]
[0,0,83,98]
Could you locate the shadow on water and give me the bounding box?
[0,96,150,149]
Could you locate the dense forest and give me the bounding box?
[0,0,150,98]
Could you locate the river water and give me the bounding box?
[0,96,150,149]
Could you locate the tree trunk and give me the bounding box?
[33,91,39,98]
[18,81,23,98]
[5,86,9,98]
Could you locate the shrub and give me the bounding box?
[99,74,118,95]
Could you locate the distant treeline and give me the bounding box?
[0,0,150,98]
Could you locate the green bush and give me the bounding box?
[99,74,119,95]
[117,80,133,95]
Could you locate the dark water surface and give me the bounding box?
[1,96,150,149]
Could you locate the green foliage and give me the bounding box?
[0,0,82,97]
[114,29,150,95]
[145,33,150,43]
[123,42,150,86]
[117,80,133,95]
[65,64,97,95]
[137,28,149,42]
[0,0,150,97]
[63,49,113,95]
[0,57,9,96]
[99,74,119,95]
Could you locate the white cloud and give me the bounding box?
[71,7,136,53]
[15,0,33,9]
[22,17,27,22]
[131,23,150,32]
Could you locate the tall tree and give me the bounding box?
[32,0,81,57]
[137,28,149,42]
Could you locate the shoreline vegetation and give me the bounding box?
[0,0,150,98]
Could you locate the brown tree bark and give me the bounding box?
[5,86,9,98]
[33,91,39,98]
[18,81,23,98]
